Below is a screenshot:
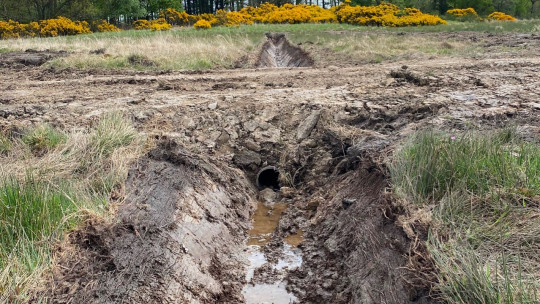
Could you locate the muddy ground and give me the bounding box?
[1,31,539,303]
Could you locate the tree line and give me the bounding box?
[1,0,538,23]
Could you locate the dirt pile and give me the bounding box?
[286,168,427,303]
[256,33,314,68]
[0,50,66,68]
[39,141,256,303]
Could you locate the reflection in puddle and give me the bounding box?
[243,201,304,303]
[243,282,297,304]
[242,245,301,304]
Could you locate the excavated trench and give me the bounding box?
[33,39,445,303]
[40,130,428,304]
[256,33,314,68]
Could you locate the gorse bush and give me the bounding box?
[488,12,517,21]
[160,8,191,26]
[39,16,91,37]
[215,9,254,27]
[1,16,90,38]
[446,8,481,21]
[133,18,172,31]
[193,19,212,29]
[91,19,121,32]
[333,1,446,26]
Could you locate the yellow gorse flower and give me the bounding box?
[1,2,452,40]
[488,12,516,21]
[193,19,212,29]
[133,18,172,31]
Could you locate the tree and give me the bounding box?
[95,0,146,23]
[448,0,494,15]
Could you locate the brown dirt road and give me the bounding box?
[1,32,539,303]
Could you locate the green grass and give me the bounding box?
[0,178,77,267]
[90,112,136,157]
[390,130,540,204]
[0,133,11,154]
[390,129,540,304]
[22,124,66,154]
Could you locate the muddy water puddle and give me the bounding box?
[243,201,303,303]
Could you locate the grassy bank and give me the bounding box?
[0,113,145,303]
[0,20,538,70]
[390,130,540,303]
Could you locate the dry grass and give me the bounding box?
[0,23,491,70]
[0,30,258,70]
[322,33,476,63]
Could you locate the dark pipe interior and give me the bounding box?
[256,166,280,190]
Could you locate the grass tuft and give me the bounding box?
[0,133,11,155]
[90,112,136,157]
[22,125,66,155]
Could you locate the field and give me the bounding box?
[0,21,539,304]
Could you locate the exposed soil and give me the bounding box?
[1,30,539,303]
[38,141,255,303]
[256,33,314,68]
[0,49,66,68]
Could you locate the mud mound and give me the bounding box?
[0,50,66,68]
[39,140,256,303]
[256,33,314,68]
[287,166,429,303]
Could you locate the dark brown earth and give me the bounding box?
[38,141,256,303]
[1,31,539,303]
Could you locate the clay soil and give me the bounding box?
[1,31,539,304]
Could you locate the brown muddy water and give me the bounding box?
[243,201,304,303]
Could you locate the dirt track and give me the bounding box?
[1,32,539,303]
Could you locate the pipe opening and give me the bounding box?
[256,166,280,191]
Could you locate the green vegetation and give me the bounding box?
[391,130,540,303]
[22,124,67,154]
[0,133,11,154]
[91,112,136,157]
[0,113,144,303]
